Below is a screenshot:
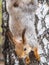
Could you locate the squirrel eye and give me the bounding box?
[24,48,27,51]
[13,3,19,7]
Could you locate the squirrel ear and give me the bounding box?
[22,28,26,44]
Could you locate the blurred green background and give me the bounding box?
[0,0,2,45]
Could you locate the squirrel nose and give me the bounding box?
[29,51,34,57]
[29,51,36,60]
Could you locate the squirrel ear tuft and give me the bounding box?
[22,28,26,44]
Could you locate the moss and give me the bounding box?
[0,0,2,45]
[0,35,3,45]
